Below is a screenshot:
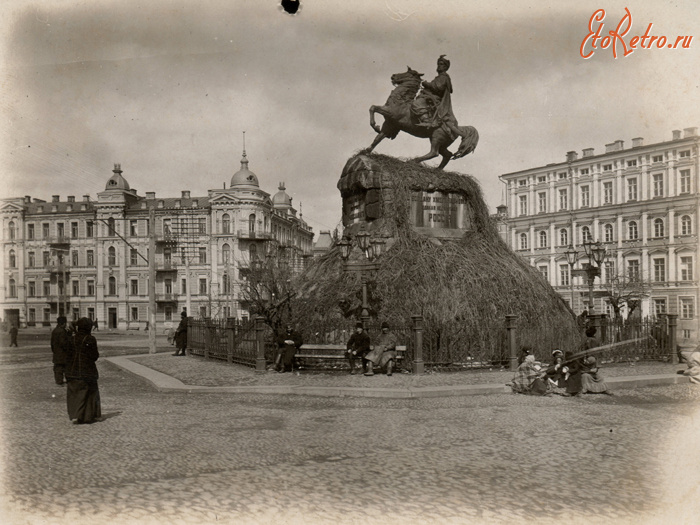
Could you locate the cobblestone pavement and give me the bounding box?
[1,345,699,525]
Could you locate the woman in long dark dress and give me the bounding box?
[66,317,101,424]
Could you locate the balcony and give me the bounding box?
[47,235,71,246]
[155,234,178,245]
[236,229,272,240]
[47,295,71,304]
[156,294,177,303]
[45,263,71,273]
[155,262,178,272]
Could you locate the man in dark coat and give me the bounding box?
[346,322,371,375]
[173,311,188,356]
[275,324,303,373]
[66,317,101,424]
[51,316,72,385]
[8,323,18,347]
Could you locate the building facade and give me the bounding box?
[498,128,699,343]
[0,150,314,329]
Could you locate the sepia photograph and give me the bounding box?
[1,1,698,523]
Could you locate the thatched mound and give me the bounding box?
[294,153,580,364]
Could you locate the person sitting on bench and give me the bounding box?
[364,321,397,377]
[345,322,370,375]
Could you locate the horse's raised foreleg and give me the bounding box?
[369,105,383,133]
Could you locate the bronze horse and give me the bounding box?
[367,67,478,169]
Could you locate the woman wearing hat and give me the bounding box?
[173,311,188,356]
[545,349,566,392]
[364,322,398,376]
[65,317,101,424]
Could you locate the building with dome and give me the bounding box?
[0,150,314,329]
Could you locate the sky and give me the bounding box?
[1,0,698,236]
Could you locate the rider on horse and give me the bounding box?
[411,55,457,130]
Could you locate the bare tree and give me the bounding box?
[601,272,653,321]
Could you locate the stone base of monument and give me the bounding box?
[297,153,579,367]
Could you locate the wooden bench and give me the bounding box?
[294,344,407,370]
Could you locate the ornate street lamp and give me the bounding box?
[565,244,578,310]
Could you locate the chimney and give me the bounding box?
[582,148,595,158]
[175,200,181,208]
[566,151,578,162]
[684,127,698,138]
[67,196,75,203]
[181,191,190,199]
[52,195,60,203]
[24,195,31,204]
[146,192,156,200]
[631,137,644,148]
[615,139,624,150]
[605,141,624,153]
[83,195,90,202]
[672,129,682,140]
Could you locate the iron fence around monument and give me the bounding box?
[594,315,672,363]
[187,318,258,367]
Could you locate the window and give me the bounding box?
[558,172,568,180]
[165,278,172,294]
[43,281,50,296]
[626,160,637,167]
[580,185,590,207]
[653,218,665,238]
[71,222,78,238]
[108,276,116,296]
[653,174,664,197]
[27,224,34,240]
[653,298,667,315]
[130,279,139,295]
[8,221,16,240]
[199,306,207,318]
[538,230,547,248]
[71,280,79,296]
[198,247,207,264]
[538,192,547,213]
[653,258,666,282]
[248,214,256,233]
[627,178,638,201]
[57,223,64,238]
[679,150,691,158]
[8,278,16,297]
[181,278,187,294]
[559,265,570,286]
[518,179,527,186]
[604,223,614,242]
[538,265,549,281]
[163,219,172,235]
[559,189,568,210]
[519,233,528,250]
[603,182,613,204]
[680,298,695,319]
[559,228,568,246]
[28,308,36,323]
[108,247,116,266]
[652,154,663,163]
[42,223,49,238]
[87,280,94,296]
[222,273,231,293]
[603,164,612,172]
[108,217,116,236]
[8,250,16,268]
[580,168,589,175]
[28,281,36,297]
[519,195,527,216]
[87,250,94,266]
[131,307,139,321]
[680,169,691,193]
[130,249,138,265]
[627,260,640,280]
[165,307,172,321]
[537,175,546,183]
[199,278,207,295]
[628,221,638,240]
[86,221,94,237]
[72,250,79,266]
[222,214,231,234]
[222,244,230,264]
[581,226,592,243]
[604,261,615,283]
[129,220,137,237]
[198,218,207,234]
[28,251,35,267]
[681,256,694,281]
[681,215,692,235]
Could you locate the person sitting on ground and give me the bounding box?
[580,355,613,395]
[517,346,532,366]
[563,350,583,397]
[345,322,371,375]
[677,346,700,384]
[545,349,566,392]
[275,324,303,373]
[364,321,398,377]
[510,354,549,395]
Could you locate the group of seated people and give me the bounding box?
[510,327,612,397]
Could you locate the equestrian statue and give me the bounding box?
[367,55,478,170]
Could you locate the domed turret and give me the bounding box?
[230,149,259,189]
[105,163,130,191]
[272,182,292,207]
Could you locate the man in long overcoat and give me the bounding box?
[51,316,72,385]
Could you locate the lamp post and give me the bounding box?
[572,240,607,313]
[338,231,385,328]
[565,244,578,311]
